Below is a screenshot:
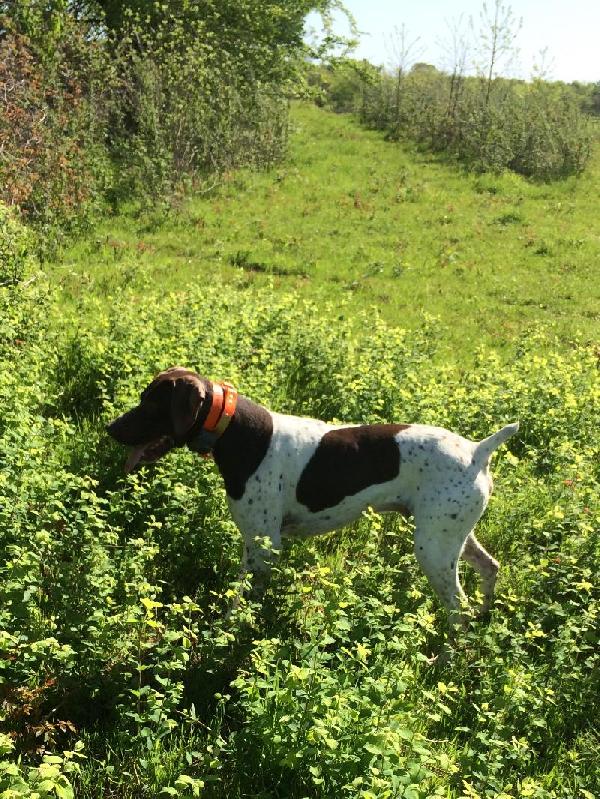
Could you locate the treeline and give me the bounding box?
[0,0,334,244]
[312,59,597,180]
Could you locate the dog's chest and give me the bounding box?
[226,413,328,530]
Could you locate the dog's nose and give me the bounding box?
[106,418,121,438]
[105,406,151,446]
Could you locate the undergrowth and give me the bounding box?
[0,277,598,798]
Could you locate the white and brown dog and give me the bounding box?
[107,367,518,625]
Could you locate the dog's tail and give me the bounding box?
[472,422,519,467]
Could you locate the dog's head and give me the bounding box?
[106,367,206,472]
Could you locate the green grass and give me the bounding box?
[53,103,600,362]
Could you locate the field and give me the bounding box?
[1,103,599,798]
[57,104,600,361]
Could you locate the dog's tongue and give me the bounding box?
[124,437,174,473]
[125,445,149,474]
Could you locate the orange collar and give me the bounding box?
[203,381,238,437]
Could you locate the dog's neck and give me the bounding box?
[199,394,274,501]
[187,379,237,454]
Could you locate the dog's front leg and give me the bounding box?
[224,533,275,620]
[227,493,283,604]
[244,531,282,600]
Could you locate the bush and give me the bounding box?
[0,22,111,241]
[0,203,36,285]
[0,734,81,798]
[108,18,290,202]
[308,59,383,113]
[335,61,595,180]
[508,83,593,179]
[0,0,336,232]
[0,281,598,796]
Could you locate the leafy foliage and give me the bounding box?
[0,0,340,234]
[106,13,290,202]
[0,203,37,285]
[0,20,110,241]
[77,0,335,82]
[0,277,598,797]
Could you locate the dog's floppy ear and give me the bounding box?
[170,375,205,441]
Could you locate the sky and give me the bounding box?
[306,0,599,84]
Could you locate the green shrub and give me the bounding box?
[508,83,593,179]
[0,281,598,797]
[312,59,383,114]
[0,734,81,798]
[108,19,290,203]
[0,1,337,232]
[0,22,111,242]
[0,203,36,285]
[348,64,595,180]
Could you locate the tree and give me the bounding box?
[588,81,600,115]
[411,62,438,75]
[385,23,423,133]
[471,0,521,104]
[437,14,470,129]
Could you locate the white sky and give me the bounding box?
[307,0,600,83]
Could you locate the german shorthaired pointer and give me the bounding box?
[107,367,518,625]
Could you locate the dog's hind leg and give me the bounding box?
[413,524,470,629]
[461,533,499,617]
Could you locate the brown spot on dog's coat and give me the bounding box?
[296,424,410,512]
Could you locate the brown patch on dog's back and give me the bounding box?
[296,424,410,512]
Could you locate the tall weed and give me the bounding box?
[0,282,598,796]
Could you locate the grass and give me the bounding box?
[52,103,600,363]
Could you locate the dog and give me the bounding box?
[107,367,518,626]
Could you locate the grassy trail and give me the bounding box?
[55,103,599,361]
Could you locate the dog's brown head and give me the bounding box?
[107,367,206,472]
